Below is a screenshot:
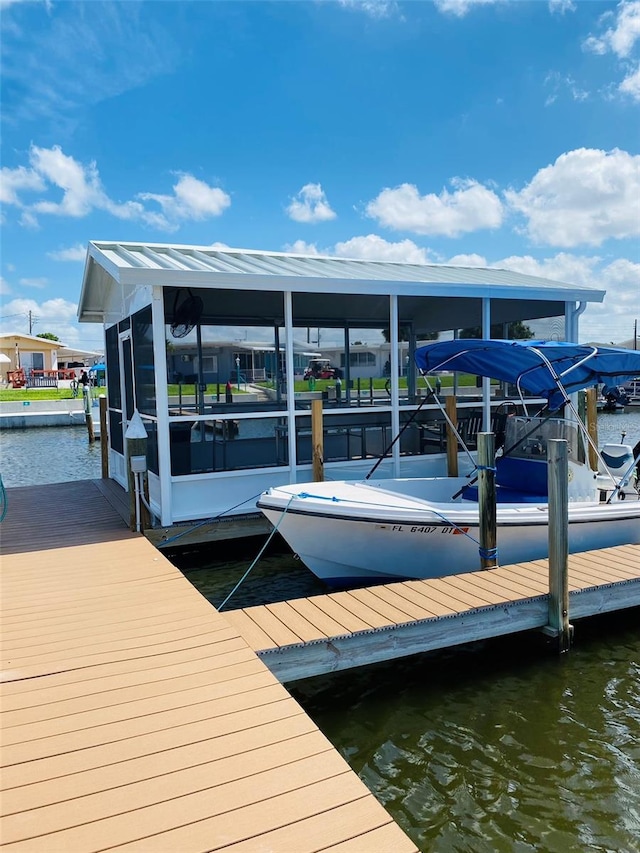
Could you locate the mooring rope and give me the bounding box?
[0,473,7,523]
[160,492,265,547]
[217,494,296,611]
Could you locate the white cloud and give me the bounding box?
[544,72,590,106]
[139,174,231,225]
[284,240,321,255]
[1,145,232,231]
[286,183,336,224]
[447,253,489,266]
[463,251,638,344]
[619,61,640,99]
[0,1,180,127]
[583,2,640,99]
[19,277,48,289]
[0,276,12,296]
[334,234,433,264]
[505,148,640,247]
[433,0,501,17]
[366,179,503,237]
[47,244,87,262]
[548,0,576,14]
[584,1,640,59]
[337,0,401,19]
[0,296,81,344]
[0,164,45,205]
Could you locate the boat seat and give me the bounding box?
[598,444,633,474]
[461,456,548,503]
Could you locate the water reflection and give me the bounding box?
[292,615,640,853]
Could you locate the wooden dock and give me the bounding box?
[0,483,418,852]
[224,545,640,682]
[2,482,639,851]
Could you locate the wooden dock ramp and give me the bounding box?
[1,483,418,853]
[225,545,640,683]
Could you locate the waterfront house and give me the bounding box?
[77,241,605,528]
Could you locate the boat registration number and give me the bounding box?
[376,524,468,535]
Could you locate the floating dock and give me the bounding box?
[2,481,638,851]
[225,545,640,682]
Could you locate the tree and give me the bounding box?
[381,326,438,343]
[459,321,534,340]
[36,332,60,341]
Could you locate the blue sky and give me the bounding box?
[1,0,638,352]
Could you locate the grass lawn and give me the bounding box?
[1,374,483,402]
[0,388,84,402]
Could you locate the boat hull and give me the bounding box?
[258,483,640,586]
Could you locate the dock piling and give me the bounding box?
[545,438,573,652]
[83,385,95,444]
[477,431,497,569]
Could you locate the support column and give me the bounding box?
[389,295,400,476]
[152,287,172,526]
[482,297,491,432]
[284,291,297,481]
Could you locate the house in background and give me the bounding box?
[0,333,62,387]
[57,345,103,372]
[0,334,102,387]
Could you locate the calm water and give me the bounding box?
[2,415,639,851]
[0,425,102,487]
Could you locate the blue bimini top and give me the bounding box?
[414,339,640,410]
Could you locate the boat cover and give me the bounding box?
[414,339,640,409]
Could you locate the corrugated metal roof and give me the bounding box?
[78,240,605,322]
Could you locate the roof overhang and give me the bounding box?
[78,241,606,330]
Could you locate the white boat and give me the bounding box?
[258,340,640,587]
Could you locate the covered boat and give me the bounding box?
[258,341,640,587]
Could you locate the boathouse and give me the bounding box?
[77,242,605,528]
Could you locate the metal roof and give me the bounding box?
[78,240,605,323]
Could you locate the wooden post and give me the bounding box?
[445,395,458,477]
[546,438,572,652]
[99,395,108,478]
[311,398,324,482]
[586,387,599,471]
[82,385,95,443]
[477,432,497,569]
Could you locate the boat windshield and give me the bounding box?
[504,416,585,464]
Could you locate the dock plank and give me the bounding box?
[304,592,378,633]
[266,600,329,643]
[287,596,355,637]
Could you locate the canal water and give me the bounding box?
[1,412,639,851]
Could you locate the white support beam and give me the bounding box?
[284,290,297,482]
[482,297,491,432]
[389,294,400,476]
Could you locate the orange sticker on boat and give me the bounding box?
[453,527,470,534]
